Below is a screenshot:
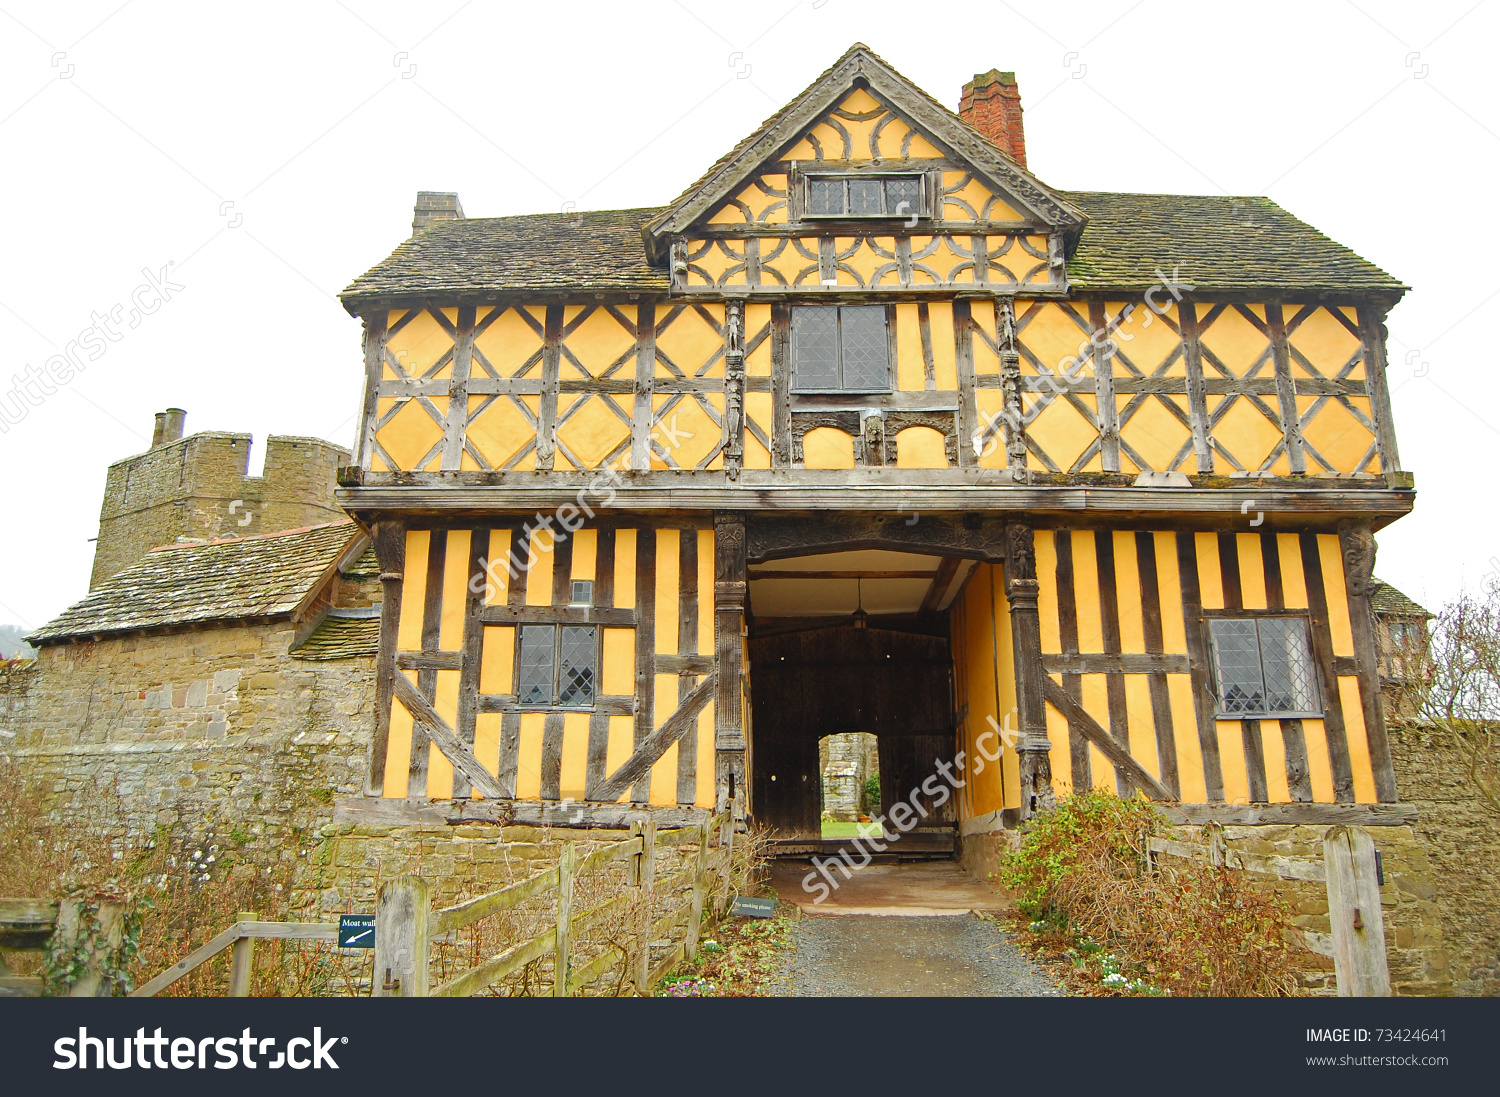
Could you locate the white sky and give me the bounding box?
[1,0,1495,632]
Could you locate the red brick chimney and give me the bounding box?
[959,69,1026,167]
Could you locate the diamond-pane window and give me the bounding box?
[516,625,555,706]
[803,173,926,218]
[1209,617,1320,718]
[514,623,598,709]
[792,305,890,393]
[557,626,597,707]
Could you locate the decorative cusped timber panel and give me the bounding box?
[374,524,719,808]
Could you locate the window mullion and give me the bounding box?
[833,306,844,389]
[553,626,564,706]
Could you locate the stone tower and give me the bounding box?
[89,408,351,588]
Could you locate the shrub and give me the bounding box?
[1003,791,1300,997]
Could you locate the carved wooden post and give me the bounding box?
[374,875,429,998]
[1338,519,1398,802]
[228,911,258,997]
[355,311,387,472]
[714,513,748,814]
[997,299,1028,473]
[1324,826,1391,997]
[724,300,746,481]
[1003,520,1055,819]
[554,842,576,997]
[366,519,406,796]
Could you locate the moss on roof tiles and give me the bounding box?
[291,614,381,661]
[30,523,360,644]
[1062,191,1403,294]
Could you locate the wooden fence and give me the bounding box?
[376,808,735,997]
[125,805,738,998]
[1147,823,1390,997]
[0,896,136,997]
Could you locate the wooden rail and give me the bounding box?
[376,805,737,998]
[132,914,340,997]
[1147,823,1390,996]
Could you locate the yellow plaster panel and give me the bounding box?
[385,309,455,378]
[975,389,1008,469]
[1035,536,1061,655]
[650,736,678,806]
[614,529,636,608]
[1237,533,1267,610]
[1216,721,1249,806]
[698,529,715,654]
[602,715,634,800]
[1070,532,1103,653]
[1045,680,1073,800]
[1113,531,1145,653]
[840,237,889,286]
[1167,674,1206,802]
[839,87,882,113]
[1155,532,1187,654]
[694,708,716,807]
[1288,307,1362,376]
[1302,719,1336,802]
[480,627,515,694]
[562,307,637,379]
[743,393,773,469]
[560,712,590,801]
[473,307,545,378]
[524,528,554,607]
[1124,675,1159,780]
[1017,302,1091,376]
[832,238,865,285]
[480,529,512,606]
[556,395,631,469]
[895,426,949,468]
[1198,307,1270,377]
[894,303,925,390]
[942,174,1000,221]
[656,305,724,378]
[376,398,443,471]
[1299,396,1376,473]
[651,394,724,470]
[466,395,536,471]
[397,531,430,651]
[1119,395,1193,474]
[474,714,502,790]
[655,532,679,655]
[760,239,819,287]
[1212,398,1285,474]
[426,668,462,798]
[971,302,1000,378]
[1027,395,1099,473]
[1278,534,1308,608]
[802,426,855,469]
[1080,675,1115,792]
[383,670,417,797]
[601,628,634,695]
[1340,677,1378,803]
[1318,534,1355,656]
[1111,302,1184,374]
[438,530,471,650]
[1195,532,1224,609]
[515,713,545,800]
[1261,722,1290,803]
[929,303,957,390]
[745,305,773,376]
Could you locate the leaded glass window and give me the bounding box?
[791,305,890,393]
[514,624,598,709]
[1208,617,1320,718]
[802,173,926,219]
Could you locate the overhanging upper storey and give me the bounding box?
[641,44,1086,300]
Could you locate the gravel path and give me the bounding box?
[771,914,1065,997]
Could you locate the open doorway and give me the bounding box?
[819,731,881,839]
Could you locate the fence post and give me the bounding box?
[374,875,430,998]
[634,815,658,994]
[685,821,711,961]
[1323,826,1391,997]
[554,842,576,997]
[228,911,259,997]
[57,896,127,997]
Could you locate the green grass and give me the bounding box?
[820,820,885,838]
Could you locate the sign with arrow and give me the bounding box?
[338,914,376,949]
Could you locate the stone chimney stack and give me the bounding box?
[151,408,187,448]
[959,69,1027,168]
[412,191,465,235]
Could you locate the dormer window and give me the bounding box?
[803,172,928,220]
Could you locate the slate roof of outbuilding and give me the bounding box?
[290,614,381,661]
[1371,578,1430,618]
[30,522,361,644]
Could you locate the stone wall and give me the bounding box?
[1390,722,1499,996]
[0,624,373,873]
[818,731,877,821]
[90,432,349,588]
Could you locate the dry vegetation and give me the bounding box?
[1002,791,1301,997]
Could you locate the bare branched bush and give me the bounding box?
[1004,791,1301,997]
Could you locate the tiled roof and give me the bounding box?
[1062,191,1404,295]
[291,613,381,661]
[1371,578,1430,618]
[30,523,360,644]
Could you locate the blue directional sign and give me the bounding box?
[338,914,376,949]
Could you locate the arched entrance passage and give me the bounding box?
[749,624,956,840]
